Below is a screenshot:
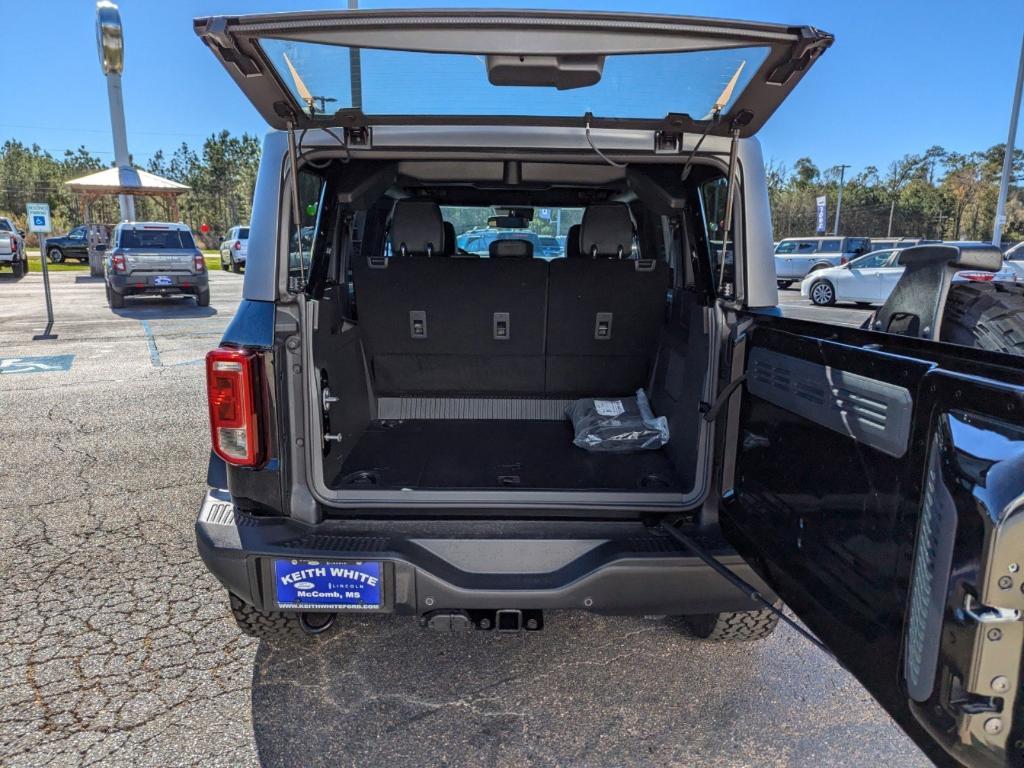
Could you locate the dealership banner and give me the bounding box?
[815,196,827,234]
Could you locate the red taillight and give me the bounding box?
[111,250,126,272]
[206,347,264,467]
[194,251,206,272]
[233,240,242,250]
[840,256,848,265]
[959,272,995,282]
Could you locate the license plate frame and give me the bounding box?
[271,558,386,611]
[152,275,173,286]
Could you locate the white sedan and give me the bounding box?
[801,248,1018,307]
[800,249,903,306]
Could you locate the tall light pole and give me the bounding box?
[993,32,1024,247]
[832,164,850,236]
[96,1,134,222]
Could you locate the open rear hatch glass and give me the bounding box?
[194,9,832,137]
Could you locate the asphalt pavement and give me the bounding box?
[0,271,914,768]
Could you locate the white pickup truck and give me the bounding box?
[0,217,28,277]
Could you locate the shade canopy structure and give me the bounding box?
[64,166,189,200]
[64,166,191,275]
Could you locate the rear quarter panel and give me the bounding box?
[244,132,288,302]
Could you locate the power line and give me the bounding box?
[0,122,211,138]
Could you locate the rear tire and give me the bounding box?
[13,259,25,278]
[229,593,329,640]
[231,258,241,274]
[196,290,210,307]
[777,280,793,289]
[809,279,836,306]
[107,284,125,308]
[942,282,1024,355]
[675,605,780,642]
[47,247,64,264]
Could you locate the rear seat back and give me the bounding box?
[355,201,668,398]
[355,201,547,395]
[546,204,670,395]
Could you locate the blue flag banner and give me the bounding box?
[815,195,828,234]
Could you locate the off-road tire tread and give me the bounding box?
[942,283,1024,355]
[678,606,780,642]
[229,593,309,639]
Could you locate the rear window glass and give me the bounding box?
[118,229,195,249]
[443,206,581,259]
[260,40,768,122]
[238,228,250,239]
[818,239,842,253]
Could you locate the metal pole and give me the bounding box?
[36,233,55,339]
[105,72,135,221]
[348,0,362,110]
[832,164,850,236]
[993,32,1024,247]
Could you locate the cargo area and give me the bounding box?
[303,159,727,508]
[333,414,684,492]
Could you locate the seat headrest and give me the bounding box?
[565,224,583,258]
[580,203,633,258]
[898,243,1003,272]
[390,200,444,257]
[489,239,534,259]
[442,221,456,257]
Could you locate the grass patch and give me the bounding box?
[26,257,88,272]
[21,255,223,272]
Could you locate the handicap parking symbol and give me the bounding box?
[32,215,46,227]
[0,354,75,374]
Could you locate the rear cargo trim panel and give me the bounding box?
[746,347,913,457]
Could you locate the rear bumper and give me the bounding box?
[196,490,772,617]
[109,272,209,295]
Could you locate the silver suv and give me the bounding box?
[192,10,1024,766]
[105,221,209,308]
[773,235,871,287]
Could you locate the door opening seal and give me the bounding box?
[658,522,837,660]
[286,120,307,292]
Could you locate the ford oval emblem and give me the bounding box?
[293,581,315,590]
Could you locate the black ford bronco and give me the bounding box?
[194,9,1024,767]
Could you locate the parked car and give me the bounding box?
[44,225,92,263]
[773,235,871,287]
[104,221,209,308]
[194,10,1024,767]
[1004,240,1024,280]
[0,230,28,277]
[802,243,1018,306]
[868,237,937,252]
[0,216,25,253]
[219,225,249,272]
[537,235,562,259]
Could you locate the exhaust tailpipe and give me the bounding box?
[299,612,336,636]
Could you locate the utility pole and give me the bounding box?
[832,164,850,236]
[993,32,1024,247]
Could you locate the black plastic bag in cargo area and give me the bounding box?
[566,389,670,452]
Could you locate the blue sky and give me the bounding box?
[3,0,1022,176]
